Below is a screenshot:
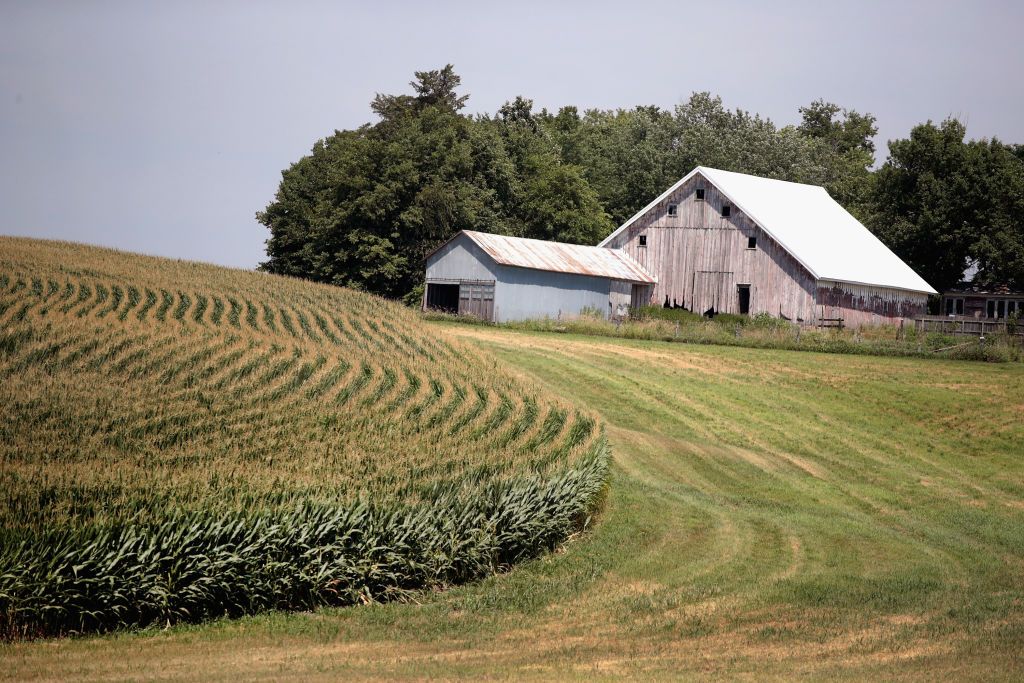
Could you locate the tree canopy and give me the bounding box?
[259,66,611,301]
[869,119,1024,292]
[259,65,1024,301]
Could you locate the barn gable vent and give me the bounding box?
[722,205,731,217]
[667,204,678,216]
[695,188,705,201]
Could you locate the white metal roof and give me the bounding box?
[599,167,937,295]
[460,230,656,284]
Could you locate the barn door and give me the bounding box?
[458,281,495,321]
[630,284,651,310]
[737,285,750,315]
[693,271,732,314]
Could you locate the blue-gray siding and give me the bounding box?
[425,233,619,323]
[425,237,497,282]
[492,265,611,322]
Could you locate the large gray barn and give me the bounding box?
[600,167,937,327]
[423,230,655,323]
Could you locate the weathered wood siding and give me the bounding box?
[604,172,929,327]
[942,293,1024,319]
[964,297,988,318]
[609,279,632,315]
[816,281,928,327]
[604,173,817,320]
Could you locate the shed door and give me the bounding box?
[458,281,495,321]
[631,284,652,309]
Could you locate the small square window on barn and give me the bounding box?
[747,236,757,250]
[667,204,678,216]
[639,234,647,247]
[722,205,731,217]
[695,188,705,201]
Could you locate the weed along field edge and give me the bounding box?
[4,307,1023,679]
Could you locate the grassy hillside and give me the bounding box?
[5,323,1021,680]
[0,237,607,638]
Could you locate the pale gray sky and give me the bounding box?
[2,0,1022,269]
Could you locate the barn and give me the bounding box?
[423,230,655,323]
[599,167,937,326]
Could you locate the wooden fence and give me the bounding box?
[914,315,1021,337]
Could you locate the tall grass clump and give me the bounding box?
[0,237,609,639]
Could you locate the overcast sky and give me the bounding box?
[2,1,1022,269]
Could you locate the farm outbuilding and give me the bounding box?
[423,230,656,322]
[599,167,937,327]
[939,284,1024,320]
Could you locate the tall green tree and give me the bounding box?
[546,93,844,226]
[260,66,612,301]
[869,119,1024,291]
[493,97,613,243]
[262,66,1022,303]
[796,100,878,216]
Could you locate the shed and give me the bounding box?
[939,284,1024,320]
[599,167,937,327]
[423,230,656,323]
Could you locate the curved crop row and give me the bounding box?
[0,237,609,639]
[1,443,606,640]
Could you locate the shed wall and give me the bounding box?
[603,173,817,320]
[425,235,498,282]
[493,265,611,322]
[425,233,620,323]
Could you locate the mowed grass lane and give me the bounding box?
[4,323,1023,680]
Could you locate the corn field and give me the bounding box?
[0,237,608,639]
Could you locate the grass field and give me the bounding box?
[4,319,1022,680]
[0,237,606,638]
[427,304,1024,363]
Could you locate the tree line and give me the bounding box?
[258,65,1024,303]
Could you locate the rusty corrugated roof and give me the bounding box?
[462,231,656,284]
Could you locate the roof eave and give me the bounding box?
[422,230,469,262]
[816,277,937,296]
[496,261,656,284]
